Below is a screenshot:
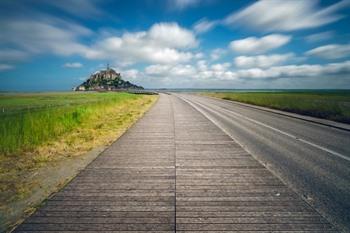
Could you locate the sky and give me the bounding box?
[0,0,350,91]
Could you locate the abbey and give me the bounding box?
[74,66,143,91]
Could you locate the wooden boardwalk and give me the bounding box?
[14,94,337,232]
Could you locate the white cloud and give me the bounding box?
[63,62,83,68]
[145,64,196,77]
[224,0,350,32]
[197,60,208,71]
[88,37,194,64]
[122,69,139,80]
[305,31,334,43]
[144,59,350,81]
[171,64,197,76]
[0,19,198,65]
[234,53,294,68]
[85,22,198,64]
[211,62,231,71]
[193,18,218,34]
[145,64,170,75]
[234,60,350,79]
[305,44,350,59]
[210,48,226,60]
[145,62,236,81]
[0,64,14,71]
[229,34,291,54]
[194,52,204,59]
[148,22,197,48]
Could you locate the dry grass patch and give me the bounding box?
[0,93,157,207]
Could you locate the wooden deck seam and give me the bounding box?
[170,94,177,233]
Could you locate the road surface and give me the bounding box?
[13,93,346,232]
[177,93,350,232]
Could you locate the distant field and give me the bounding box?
[0,92,157,204]
[201,91,350,124]
[0,92,129,115]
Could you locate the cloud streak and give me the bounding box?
[305,31,334,43]
[47,0,104,18]
[0,64,14,71]
[229,34,291,54]
[306,44,350,59]
[0,17,92,56]
[232,60,350,79]
[0,49,28,62]
[169,0,212,10]
[224,0,350,32]
[193,18,218,34]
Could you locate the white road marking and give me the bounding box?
[180,95,350,163]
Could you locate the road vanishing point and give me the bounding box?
[14,93,350,232]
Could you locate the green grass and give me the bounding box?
[0,92,148,155]
[0,92,133,114]
[202,91,350,123]
[0,91,157,199]
[0,91,158,229]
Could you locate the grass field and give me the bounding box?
[0,92,157,204]
[202,91,350,123]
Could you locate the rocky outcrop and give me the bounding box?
[74,68,143,91]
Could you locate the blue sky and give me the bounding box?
[1,0,350,91]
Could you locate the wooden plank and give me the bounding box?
[14,94,176,232]
[176,223,334,231]
[171,95,336,232]
[13,94,336,232]
[16,223,174,231]
[27,217,175,224]
[32,211,174,218]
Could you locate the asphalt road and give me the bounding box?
[175,93,350,232]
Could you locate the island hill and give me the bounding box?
[74,67,143,91]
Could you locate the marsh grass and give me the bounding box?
[0,92,157,204]
[202,91,350,123]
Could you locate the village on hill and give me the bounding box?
[74,65,143,91]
